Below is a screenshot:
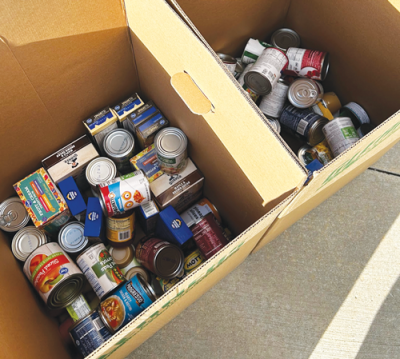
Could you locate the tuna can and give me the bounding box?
[125,266,150,282]
[268,118,282,133]
[322,92,342,114]
[23,242,85,309]
[76,243,125,300]
[154,127,188,175]
[297,145,313,166]
[288,78,324,108]
[66,294,91,322]
[108,245,140,275]
[103,129,135,174]
[69,310,112,357]
[259,77,289,118]
[270,28,301,52]
[136,237,184,280]
[339,102,371,127]
[99,171,151,217]
[191,213,228,260]
[241,38,273,64]
[58,221,88,255]
[106,210,135,247]
[283,47,330,81]
[280,105,329,146]
[0,197,30,232]
[180,198,222,228]
[217,53,237,74]
[99,274,157,333]
[86,157,117,191]
[244,47,289,96]
[322,117,360,157]
[12,226,48,262]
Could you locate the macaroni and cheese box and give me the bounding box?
[130,144,163,183]
[112,94,144,129]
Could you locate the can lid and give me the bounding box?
[217,53,236,64]
[271,28,301,52]
[47,273,86,310]
[340,102,371,126]
[320,52,330,81]
[297,145,313,166]
[308,117,330,146]
[288,79,322,108]
[86,157,117,187]
[125,266,150,282]
[109,245,135,268]
[244,71,273,96]
[103,129,135,159]
[0,197,30,232]
[153,244,184,280]
[12,226,48,262]
[137,273,158,301]
[268,118,281,133]
[154,127,188,158]
[58,222,88,254]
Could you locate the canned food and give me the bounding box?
[322,117,360,157]
[312,102,334,120]
[106,210,135,247]
[157,276,181,293]
[244,47,289,96]
[23,242,85,309]
[86,157,117,191]
[340,102,371,127]
[297,145,313,166]
[241,38,273,64]
[154,127,188,175]
[357,123,375,138]
[69,310,112,357]
[268,118,282,133]
[103,129,135,174]
[66,294,91,322]
[270,28,301,52]
[99,274,156,333]
[259,77,289,118]
[108,245,140,274]
[237,64,260,102]
[0,197,30,232]
[58,221,88,255]
[322,92,342,114]
[288,78,324,108]
[217,53,237,74]
[136,238,184,279]
[125,266,150,282]
[283,47,330,81]
[280,105,329,146]
[184,248,205,275]
[12,226,47,262]
[99,171,151,217]
[307,139,334,165]
[234,59,245,78]
[76,243,125,299]
[180,198,222,228]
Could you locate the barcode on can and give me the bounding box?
[141,201,158,218]
[297,119,309,136]
[93,317,105,331]
[119,231,130,241]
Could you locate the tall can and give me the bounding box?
[237,64,260,102]
[259,77,289,118]
[288,78,324,109]
[86,157,117,193]
[0,197,30,232]
[106,210,135,247]
[322,117,360,157]
[12,226,48,262]
[241,38,273,64]
[103,129,135,174]
[270,28,301,52]
[244,47,289,96]
[180,198,222,228]
[58,221,89,255]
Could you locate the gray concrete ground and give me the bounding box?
[126,143,400,359]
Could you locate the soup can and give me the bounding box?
[58,221,88,255]
[23,242,85,309]
[99,171,151,217]
[259,77,290,118]
[280,105,329,146]
[241,38,273,64]
[339,102,371,127]
[136,237,184,279]
[288,78,324,108]
[106,210,135,247]
[0,197,30,232]
[69,310,112,357]
[86,157,117,191]
[307,139,334,165]
[244,47,289,96]
[76,243,125,299]
[66,294,91,322]
[283,47,330,81]
[103,129,135,174]
[12,226,48,262]
[322,117,360,157]
[180,198,222,228]
[237,64,260,102]
[217,53,237,74]
[154,127,188,175]
[99,274,157,333]
[270,28,301,52]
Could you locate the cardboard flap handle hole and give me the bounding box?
[171,72,213,115]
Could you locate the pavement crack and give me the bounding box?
[368,167,400,178]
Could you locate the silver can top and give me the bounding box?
[0,197,30,232]
[297,145,312,166]
[58,221,88,254]
[103,129,135,159]
[268,118,281,133]
[154,127,188,159]
[288,79,324,109]
[86,157,117,187]
[12,226,47,262]
[271,28,301,52]
[217,53,236,64]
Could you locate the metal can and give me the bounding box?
[322,117,360,157]
[23,242,85,309]
[237,64,260,102]
[184,248,205,275]
[217,53,237,74]
[135,237,184,279]
[283,47,330,81]
[270,28,301,52]
[259,77,289,118]
[357,123,375,138]
[268,118,282,133]
[322,92,342,114]
[241,38,273,64]
[69,310,112,357]
[180,198,222,228]
[103,129,135,174]
[12,226,48,262]
[86,157,117,191]
[0,197,30,232]
[280,105,329,146]
[312,102,334,120]
[99,171,151,217]
[191,213,228,260]
[244,47,289,96]
[340,102,371,127]
[108,244,140,275]
[76,243,125,299]
[297,145,313,166]
[66,294,91,322]
[99,274,157,333]
[58,221,88,255]
[106,210,135,247]
[154,127,188,175]
[125,266,150,282]
[288,78,324,108]
[234,59,245,78]
[307,139,334,165]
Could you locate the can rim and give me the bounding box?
[86,157,117,187]
[58,221,89,254]
[47,273,86,310]
[108,244,135,268]
[217,53,236,64]
[153,244,184,280]
[125,266,150,282]
[320,52,330,81]
[76,242,105,263]
[103,129,135,159]
[297,145,312,166]
[12,226,47,262]
[137,273,158,301]
[288,79,321,108]
[0,197,30,232]
[308,117,330,146]
[97,306,116,334]
[271,28,301,52]
[154,127,188,158]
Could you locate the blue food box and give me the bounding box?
[58,176,86,217]
[127,101,159,132]
[155,205,193,246]
[84,197,104,239]
[136,112,169,149]
[112,94,144,129]
[138,200,159,235]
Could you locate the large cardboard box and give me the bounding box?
[169,0,400,253]
[0,1,308,358]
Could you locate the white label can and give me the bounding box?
[259,79,289,118]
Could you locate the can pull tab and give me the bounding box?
[0,210,17,226]
[171,72,213,115]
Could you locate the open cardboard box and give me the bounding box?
[0,0,309,358]
[169,0,400,252]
